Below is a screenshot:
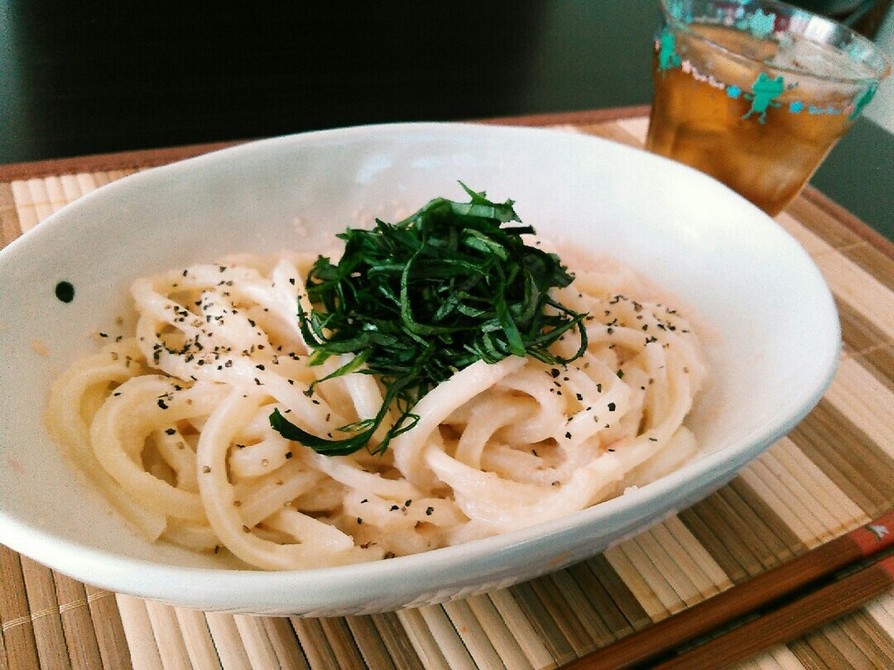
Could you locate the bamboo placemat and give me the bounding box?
[2,108,893,669]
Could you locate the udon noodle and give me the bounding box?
[47,246,707,570]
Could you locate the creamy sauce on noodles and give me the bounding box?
[46,246,707,570]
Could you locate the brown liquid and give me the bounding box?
[645,25,860,215]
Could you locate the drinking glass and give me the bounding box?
[645,0,891,215]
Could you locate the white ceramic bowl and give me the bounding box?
[0,123,839,616]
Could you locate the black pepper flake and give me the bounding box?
[357,517,363,525]
[608,402,617,412]
[425,506,434,516]
[202,465,211,473]
[164,428,176,435]
[550,368,560,378]
[390,505,399,511]
[157,399,169,409]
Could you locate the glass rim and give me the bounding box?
[658,0,892,85]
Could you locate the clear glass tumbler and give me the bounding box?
[645,0,891,215]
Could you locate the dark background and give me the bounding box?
[0,3,656,159]
[1,2,891,237]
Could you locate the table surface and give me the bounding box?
[1,3,892,240]
[2,107,894,670]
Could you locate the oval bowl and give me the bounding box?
[0,122,839,615]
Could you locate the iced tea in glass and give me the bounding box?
[645,0,890,215]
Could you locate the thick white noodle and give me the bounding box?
[46,249,708,570]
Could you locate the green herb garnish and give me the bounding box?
[269,183,588,456]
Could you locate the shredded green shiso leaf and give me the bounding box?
[269,183,588,456]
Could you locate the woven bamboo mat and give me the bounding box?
[2,110,894,669]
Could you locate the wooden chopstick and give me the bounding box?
[651,553,894,668]
[563,510,894,669]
